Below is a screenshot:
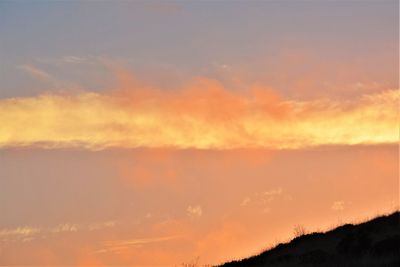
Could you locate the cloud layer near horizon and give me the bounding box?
[0,74,398,150]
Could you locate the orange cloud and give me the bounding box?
[0,70,397,150]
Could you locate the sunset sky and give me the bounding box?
[0,1,398,266]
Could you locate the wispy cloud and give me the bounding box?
[16,63,81,90]
[0,226,41,239]
[240,188,285,210]
[0,220,117,242]
[263,188,283,197]
[17,64,52,81]
[50,223,79,233]
[88,220,117,231]
[61,56,88,64]
[102,235,181,247]
[93,235,182,254]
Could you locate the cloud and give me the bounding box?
[0,220,118,243]
[261,188,284,202]
[332,201,345,211]
[0,68,398,150]
[50,223,79,233]
[102,235,181,247]
[93,235,182,254]
[240,188,285,213]
[263,188,283,197]
[16,63,82,91]
[187,205,203,218]
[0,226,41,239]
[17,64,51,81]
[88,221,117,231]
[62,56,88,64]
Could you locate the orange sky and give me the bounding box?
[0,1,398,266]
[0,145,398,265]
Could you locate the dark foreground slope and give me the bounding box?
[219,212,399,267]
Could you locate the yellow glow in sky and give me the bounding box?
[0,83,398,150]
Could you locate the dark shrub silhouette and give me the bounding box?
[371,235,400,257]
[336,231,373,256]
[298,249,330,265]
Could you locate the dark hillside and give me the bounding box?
[219,212,400,267]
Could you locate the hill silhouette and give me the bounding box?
[218,211,399,267]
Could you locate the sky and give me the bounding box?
[0,0,398,266]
